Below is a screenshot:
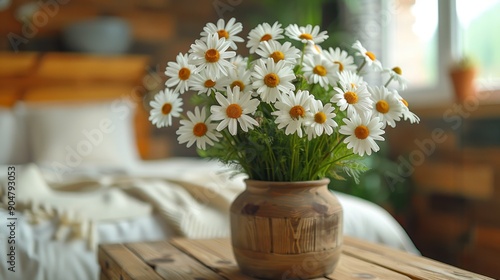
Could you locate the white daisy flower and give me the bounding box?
[339,112,385,156]
[246,21,284,54]
[331,84,372,117]
[251,58,296,103]
[200,17,244,50]
[322,47,357,73]
[302,54,338,89]
[382,66,408,90]
[305,100,338,140]
[285,24,328,44]
[401,102,420,124]
[352,40,383,71]
[369,86,403,128]
[218,65,253,94]
[338,70,366,89]
[189,33,236,79]
[164,53,196,94]
[149,88,183,128]
[210,86,260,135]
[190,70,219,95]
[255,40,301,65]
[393,90,420,124]
[304,41,324,56]
[177,106,221,150]
[272,89,313,138]
[229,55,249,70]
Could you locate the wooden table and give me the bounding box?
[98,236,494,280]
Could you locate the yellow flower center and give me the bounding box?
[161,103,172,115]
[217,29,229,39]
[289,105,305,119]
[204,79,216,88]
[334,61,344,72]
[260,34,272,41]
[264,73,280,87]
[226,104,242,119]
[344,91,358,104]
[193,122,208,137]
[313,65,327,76]
[299,33,313,40]
[270,51,285,63]
[376,100,390,114]
[178,67,191,80]
[205,49,220,63]
[365,51,376,61]
[314,112,327,124]
[392,66,402,75]
[354,125,369,140]
[230,80,245,91]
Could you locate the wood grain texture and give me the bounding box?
[343,236,495,280]
[230,179,343,279]
[330,254,411,280]
[98,243,162,280]
[171,238,255,280]
[125,240,223,280]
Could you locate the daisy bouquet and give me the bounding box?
[149,18,419,182]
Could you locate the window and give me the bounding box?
[457,0,500,87]
[387,0,500,106]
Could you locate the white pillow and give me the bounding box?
[23,99,140,175]
[0,105,30,165]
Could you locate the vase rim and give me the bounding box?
[244,178,330,188]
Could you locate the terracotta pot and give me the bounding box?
[450,68,477,103]
[230,179,343,279]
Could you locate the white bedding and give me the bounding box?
[0,158,419,280]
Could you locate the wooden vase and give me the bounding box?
[230,179,343,279]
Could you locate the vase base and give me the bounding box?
[233,246,342,279]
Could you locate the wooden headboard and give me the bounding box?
[0,51,154,159]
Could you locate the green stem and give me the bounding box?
[357,60,366,74]
[265,134,277,181]
[290,132,297,181]
[384,76,394,87]
[321,135,347,161]
[318,152,355,171]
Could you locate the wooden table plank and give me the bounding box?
[343,236,495,280]
[329,254,411,280]
[125,240,224,280]
[98,244,163,280]
[170,238,257,280]
[171,238,412,280]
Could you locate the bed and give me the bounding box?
[0,52,419,280]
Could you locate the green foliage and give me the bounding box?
[329,142,412,214]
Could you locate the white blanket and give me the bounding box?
[1,162,245,247]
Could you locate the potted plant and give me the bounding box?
[449,56,478,103]
[147,18,419,279]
